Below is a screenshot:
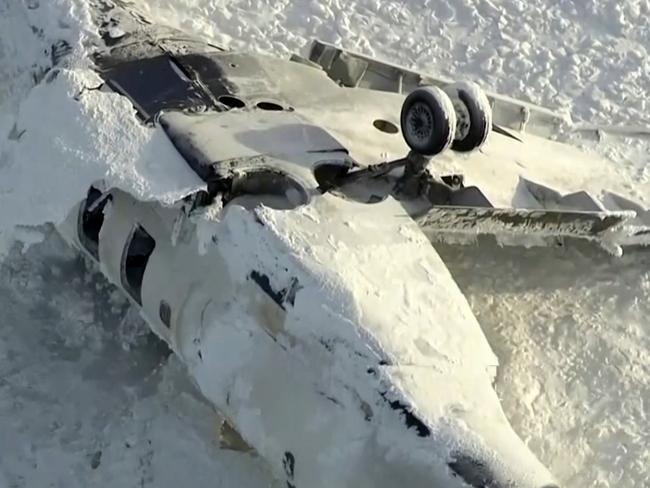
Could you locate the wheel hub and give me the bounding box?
[452,99,471,140]
[408,102,434,143]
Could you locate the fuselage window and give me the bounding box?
[121,225,156,305]
[78,186,112,260]
[159,300,171,328]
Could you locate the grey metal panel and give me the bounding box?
[159,110,347,183]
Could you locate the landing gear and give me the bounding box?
[400,82,492,155]
[443,81,492,152]
[400,86,456,156]
[323,82,492,193]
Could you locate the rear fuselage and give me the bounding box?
[57,145,556,488]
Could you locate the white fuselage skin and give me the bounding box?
[56,111,558,488]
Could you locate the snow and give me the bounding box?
[0,232,272,488]
[1,0,649,487]
[436,242,650,487]
[2,68,203,223]
[0,0,93,108]
[0,2,205,256]
[0,67,205,255]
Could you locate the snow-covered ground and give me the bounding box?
[1,0,649,487]
[439,241,650,487]
[0,231,272,488]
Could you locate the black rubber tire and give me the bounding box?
[400,86,456,156]
[444,81,492,152]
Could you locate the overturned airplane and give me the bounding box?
[54,1,650,487]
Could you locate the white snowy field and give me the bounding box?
[0,230,273,488]
[0,0,649,487]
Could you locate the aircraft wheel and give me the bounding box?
[444,81,492,152]
[400,86,456,156]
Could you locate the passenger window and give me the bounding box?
[78,186,112,260]
[159,300,171,328]
[121,225,156,305]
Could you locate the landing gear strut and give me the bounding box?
[329,82,492,193]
